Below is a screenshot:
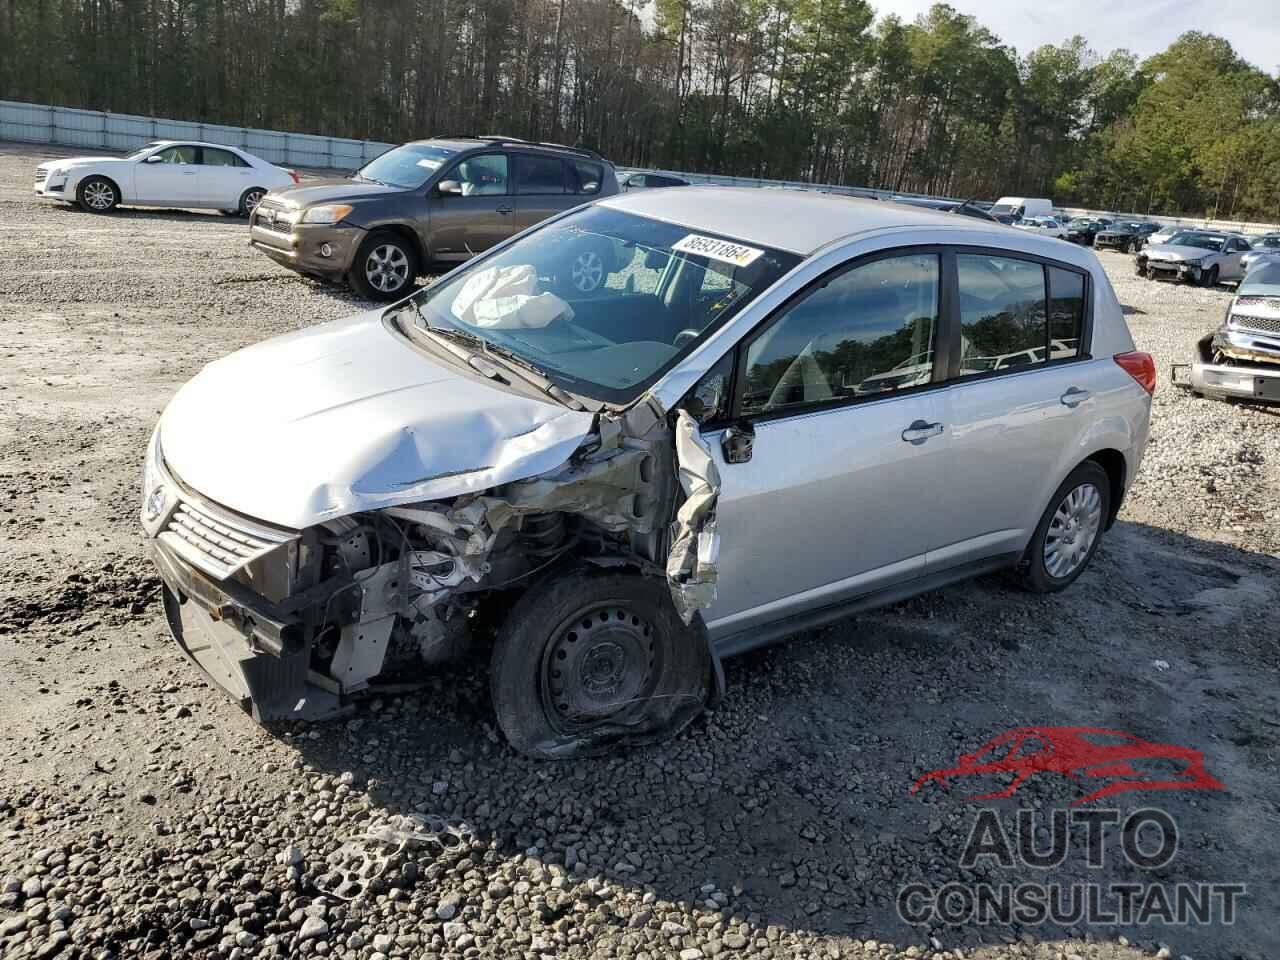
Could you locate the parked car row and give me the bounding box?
[56,136,1149,755]
[1135,229,1255,286]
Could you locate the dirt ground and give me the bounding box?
[1,142,1278,960]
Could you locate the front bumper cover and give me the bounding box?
[150,539,343,722]
[1171,333,1280,402]
[248,219,363,281]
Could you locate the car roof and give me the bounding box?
[414,137,608,164]
[599,186,1016,255]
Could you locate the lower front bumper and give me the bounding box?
[150,540,343,722]
[1146,261,1200,283]
[33,185,69,202]
[248,222,362,282]
[1171,333,1280,402]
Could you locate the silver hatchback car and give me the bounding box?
[142,189,1154,757]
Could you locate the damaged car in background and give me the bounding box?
[1136,229,1253,286]
[142,189,1154,757]
[1173,261,1280,402]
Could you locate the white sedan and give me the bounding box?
[33,141,299,216]
[1013,216,1067,239]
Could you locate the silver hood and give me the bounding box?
[1143,243,1218,263]
[38,157,131,172]
[158,311,596,530]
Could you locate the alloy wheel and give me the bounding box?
[571,250,605,293]
[365,244,410,293]
[83,181,115,210]
[243,190,265,214]
[540,604,660,734]
[1043,482,1103,579]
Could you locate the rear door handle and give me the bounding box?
[1060,387,1091,408]
[901,420,944,445]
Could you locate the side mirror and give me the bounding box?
[686,373,726,423]
[721,422,754,464]
[143,155,163,164]
[437,179,462,196]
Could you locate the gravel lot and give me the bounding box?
[1,142,1278,960]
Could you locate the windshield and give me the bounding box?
[990,203,1016,215]
[125,143,162,161]
[409,205,801,404]
[1169,232,1226,251]
[357,143,458,189]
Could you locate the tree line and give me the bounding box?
[3,0,1279,220]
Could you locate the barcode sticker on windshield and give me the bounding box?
[671,234,764,268]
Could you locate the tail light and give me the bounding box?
[288,169,300,184]
[1115,351,1156,394]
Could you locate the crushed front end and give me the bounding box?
[141,401,721,726]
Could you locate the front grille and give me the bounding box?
[34,169,47,184]
[1231,314,1280,336]
[253,199,295,235]
[1235,296,1280,309]
[159,497,295,581]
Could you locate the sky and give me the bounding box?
[871,0,1280,74]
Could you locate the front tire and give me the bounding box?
[77,176,119,213]
[1016,462,1110,594]
[490,569,709,759]
[1202,265,1219,287]
[350,231,419,301]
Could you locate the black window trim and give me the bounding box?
[727,244,953,425]
[703,242,1093,428]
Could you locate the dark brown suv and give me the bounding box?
[249,136,621,300]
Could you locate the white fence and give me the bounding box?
[0,100,395,170]
[5,99,1277,233]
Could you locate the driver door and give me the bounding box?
[700,250,950,643]
[136,144,202,205]
[427,153,517,262]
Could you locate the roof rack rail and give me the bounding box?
[442,134,605,162]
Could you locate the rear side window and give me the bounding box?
[568,161,603,195]
[957,254,1047,373]
[515,155,566,195]
[201,147,248,167]
[1048,267,1085,359]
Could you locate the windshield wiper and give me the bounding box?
[404,307,590,411]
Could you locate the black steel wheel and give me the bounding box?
[491,568,710,758]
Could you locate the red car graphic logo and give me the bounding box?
[911,726,1225,806]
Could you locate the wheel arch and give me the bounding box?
[78,172,123,204]
[1083,448,1126,529]
[363,223,428,268]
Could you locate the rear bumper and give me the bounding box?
[150,539,343,722]
[248,219,363,281]
[1171,333,1280,402]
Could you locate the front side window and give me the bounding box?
[357,143,458,189]
[155,145,197,164]
[452,154,509,196]
[957,254,1047,373]
[409,206,800,403]
[515,155,567,195]
[202,147,246,167]
[740,253,940,414]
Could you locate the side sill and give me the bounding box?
[712,552,1022,659]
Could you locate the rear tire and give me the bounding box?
[1015,461,1110,594]
[237,188,267,217]
[490,568,709,759]
[350,230,419,301]
[77,176,119,213]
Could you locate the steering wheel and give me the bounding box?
[672,328,700,348]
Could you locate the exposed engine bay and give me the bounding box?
[150,400,722,751]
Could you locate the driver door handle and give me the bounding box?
[496,205,514,215]
[901,420,944,445]
[1060,387,1091,408]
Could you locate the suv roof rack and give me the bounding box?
[443,135,606,163]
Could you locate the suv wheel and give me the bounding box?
[490,568,709,758]
[1016,461,1110,593]
[351,231,418,301]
